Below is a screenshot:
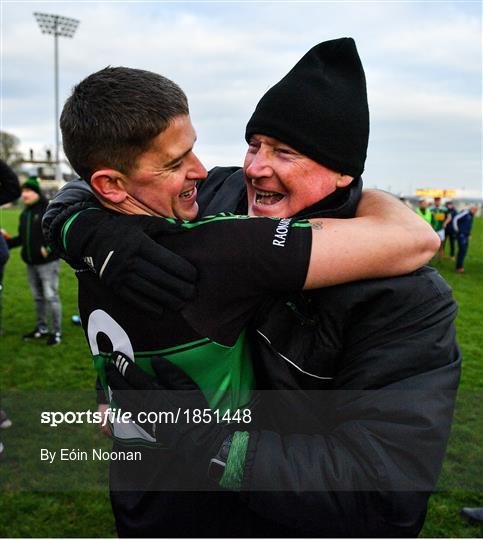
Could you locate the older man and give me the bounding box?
[44,38,458,537]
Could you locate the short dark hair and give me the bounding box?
[60,66,189,181]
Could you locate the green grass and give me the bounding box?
[0,208,116,538]
[0,208,482,537]
[419,217,483,538]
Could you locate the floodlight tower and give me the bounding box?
[33,12,79,182]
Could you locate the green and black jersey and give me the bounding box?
[73,213,312,445]
[430,205,449,231]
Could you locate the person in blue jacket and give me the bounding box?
[444,200,458,259]
[452,204,478,273]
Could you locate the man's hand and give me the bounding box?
[64,211,197,314]
[97,404,112,437]
[105,352,230,468]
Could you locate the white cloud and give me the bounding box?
[377,10,481,74]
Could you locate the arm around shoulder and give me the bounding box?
[304,190,439,288]
[355,189,440,262]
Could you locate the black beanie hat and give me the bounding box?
[245,37,369,178]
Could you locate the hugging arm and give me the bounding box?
[42,181,198,313]
[304,189,439,288]
[43,182,438,311]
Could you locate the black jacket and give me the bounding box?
[0,160,20,267]
[43,170,460,537]
[8,196,57,265]
[198,168,460,537]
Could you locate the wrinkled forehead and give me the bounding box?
[248,132,340,175]
[249,133,316,162]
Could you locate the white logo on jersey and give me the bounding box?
[83,256,95,272]
[86,309,155,444]
[273,218,292,247]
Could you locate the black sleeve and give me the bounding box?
[42,178,101,256]
[6,235,21,249]
[0,160,21,205]
[159,216,312,346]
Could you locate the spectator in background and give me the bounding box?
[444,200,458,260]
[0,159,21,460]
[430,196,452,262]
[0,160,21,334]
[452,204,478,273]
[6,176,62,345]
[416,198,432,224]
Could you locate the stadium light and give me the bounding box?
[33,12,80,182]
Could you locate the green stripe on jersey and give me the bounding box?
[61,208,102,251]
[96,330,254,414]
[163,213,311,230]
[291,221,312,228]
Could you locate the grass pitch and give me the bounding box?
[0,208,481,538]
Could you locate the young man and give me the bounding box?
[452,204,478,273]
[44,39,458,538]
[7,176,62,345]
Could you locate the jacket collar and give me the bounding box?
[294,176,363,220]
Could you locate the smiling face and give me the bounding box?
[243,134,352,217]
[122,115,207,220]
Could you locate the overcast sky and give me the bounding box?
[1,1,481,196]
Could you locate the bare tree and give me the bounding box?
[0,131,23,168]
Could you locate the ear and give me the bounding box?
[91,169,128,203]
[336,174,353,189]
